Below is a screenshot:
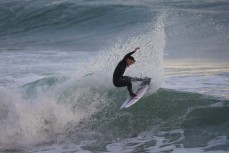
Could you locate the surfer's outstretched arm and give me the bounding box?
[123,47,140,61]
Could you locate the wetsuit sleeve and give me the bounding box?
[122,51,135,61]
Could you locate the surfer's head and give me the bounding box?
[126,56,135,66]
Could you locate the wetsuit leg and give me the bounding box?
[114,77,134,96]
[122,76,132,81]
[131,77,144,82]
[122,76,144,82]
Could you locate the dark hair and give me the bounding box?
[128,56,135,62]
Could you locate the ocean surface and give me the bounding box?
[0,0,229,153]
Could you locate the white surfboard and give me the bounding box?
[120,78,151,109]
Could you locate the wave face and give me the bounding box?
[1,83,229,152]
[67,89,229,150]
[0,0,228,152]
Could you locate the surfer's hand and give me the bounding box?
[134,47,140,52]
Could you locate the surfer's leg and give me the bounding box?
[131,77,144,82]
[123,76,143,82]
[117,77,136,97]
[122,76,131,81]
[121,76,136,97]
[125,80,136,97]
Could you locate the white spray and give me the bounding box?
[0,13,166,149]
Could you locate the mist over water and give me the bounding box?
[0,0,228,153]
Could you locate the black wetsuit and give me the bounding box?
[113,51,135,95]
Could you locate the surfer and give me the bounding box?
[113,47,143,97]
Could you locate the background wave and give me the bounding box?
[0,0,228,54]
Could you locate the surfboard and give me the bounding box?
[120,78,151,109]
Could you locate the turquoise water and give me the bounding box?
[0,0,228,153]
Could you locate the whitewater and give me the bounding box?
[0,0,229,153]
